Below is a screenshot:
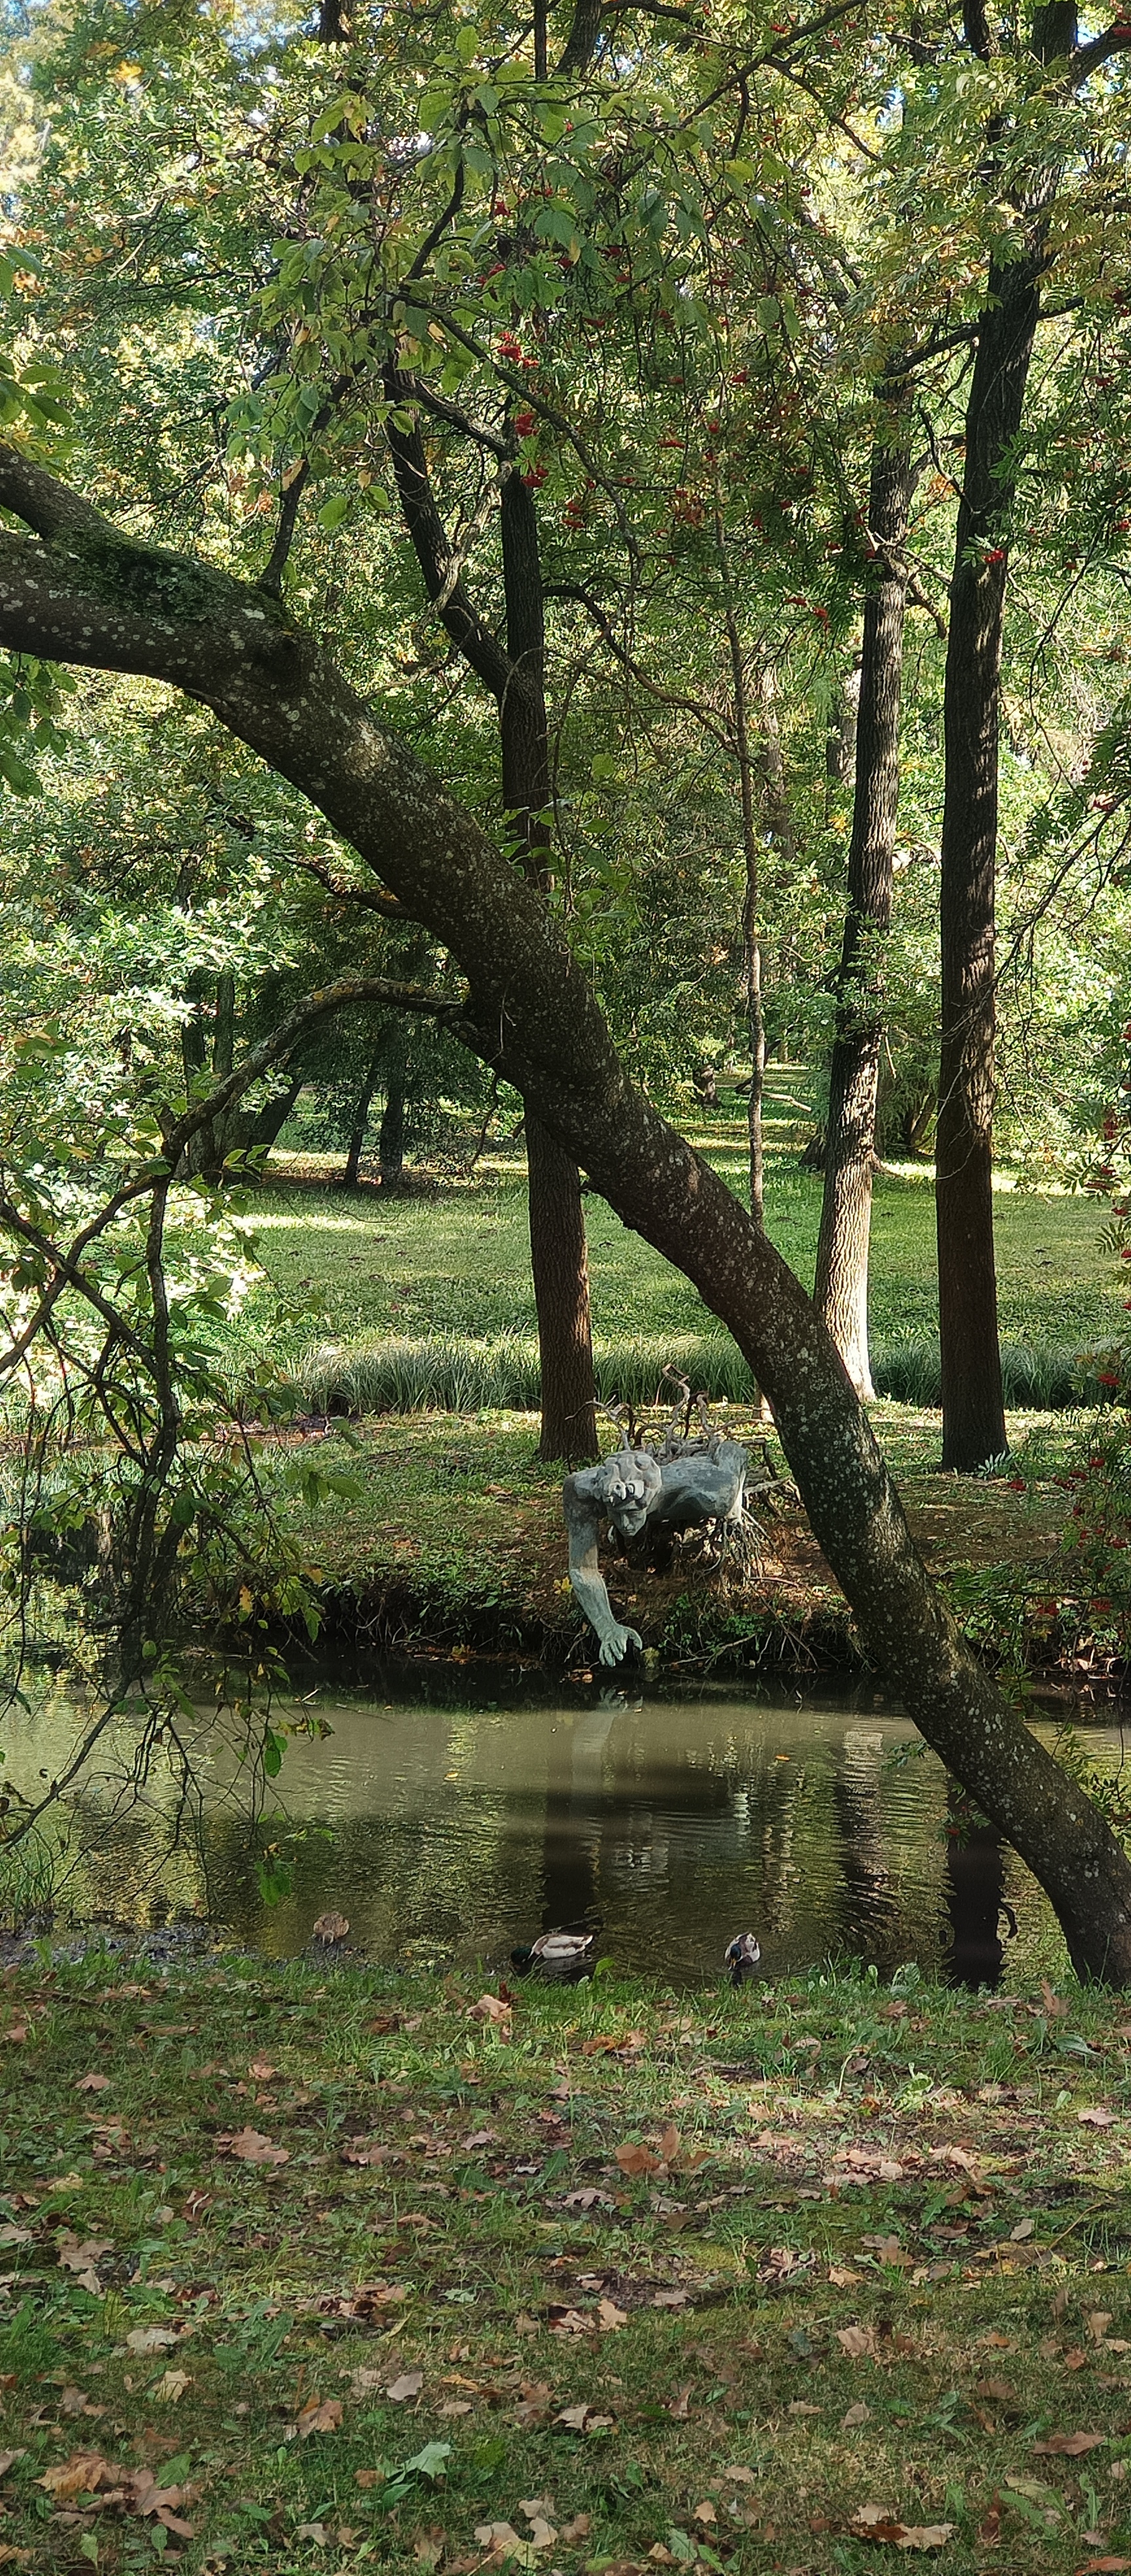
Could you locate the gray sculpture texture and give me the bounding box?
[564,1431,751,1666]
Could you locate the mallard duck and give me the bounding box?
[725,1932,761,1986]
[511,1927,598,1980]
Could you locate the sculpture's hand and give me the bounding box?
[598,1622,643,1666]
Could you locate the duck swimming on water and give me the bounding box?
[725,1932,761,1986]
[511,1927,598,1980]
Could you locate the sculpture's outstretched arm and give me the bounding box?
[563,1475,643,1666]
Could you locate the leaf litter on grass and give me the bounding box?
[7,1958,1131,2571]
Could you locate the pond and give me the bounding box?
[5,1670,1126,1986]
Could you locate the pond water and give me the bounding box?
[6,1672,1127,1986]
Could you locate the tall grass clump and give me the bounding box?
[871,1332,1114,1410]
[293,1330,759,1419]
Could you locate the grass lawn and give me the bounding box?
[232,1103,1122,1418]
[4,1956,1131,2575]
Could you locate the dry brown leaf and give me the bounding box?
[1078,2107,1116,2128]
[550,2310,592,2336]
[652,2289,689,2310]
[1075,2559,1131,2572]
[615,2142,661,2177]
[842,2403,870,2428]
[1039,1979,1069,2017]
[223,2126,289,2164]
[0,2026,27,2046]
[829,2264,863,2286]
[468,1994,512,2027]
[1032,2430,1105,2457]
[0,2226,31,2249]
[0,2454,25,2478]
[692,2502,717,2525]
[59,2388,103,2420]
[248,2059,277,2081]
[124,2326,178,2355]
[294,2397,344,2438]
[850,2506,954,2551]
[668,2385,692,2420]
[560,2514,592,2541]
[975,2379,1015,2405]
[837,2325,875,2359]
[74,2073,111,2094]
[37,2452,116,2499]
[598,2299,628,2331]
[475,2522,524,2554]
[722,2467,757,2486]
[154,2370,190,2404]
[1087,2312,1114,2343]
[1009,2217,1035,2242]
[386,2371,424,2403]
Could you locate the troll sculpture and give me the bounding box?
[564,1422,758,1666]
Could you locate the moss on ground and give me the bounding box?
[4,1958,1131,2574]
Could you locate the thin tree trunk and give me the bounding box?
[815,396,915,1399]
[344,1044,383,1188]
[719,581,765,1228]
[936,0,1074,1467]
[501,467,598,1461]
[379,1028,406,1185]
[936,257,1040,1469]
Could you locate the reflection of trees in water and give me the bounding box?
[54,1792,208,1927]
[941,1781,1005,1991]
[833,1729,905,1975]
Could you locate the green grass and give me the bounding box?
[4,1954,1131,2575]
[235,1111,1124,1418]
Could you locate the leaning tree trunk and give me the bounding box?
[936,254,1041,1470]
[500,468,598,1462]
[815,395,915,1399]
[5,444,1131,1974]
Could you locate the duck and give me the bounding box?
[725,1931,761,1986]
[511,1926,599,1980]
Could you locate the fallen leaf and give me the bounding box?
[829,2264,863,2286]
[124,2326,178,2354]
[223,2126,289,2164]
[692,2503,717,2525]
[294,2397,343,2438]
[842,2403,871,2428]
[1033,2431,1106,2457]
[549,2309,592,2336]
[1006,2475,1059,2504]
[475,2523,524,2556]
[439,2400,473,2417]
[296,2525,329,2547]
[37,2452,115,2499]
[668,2385,692,2420]
[836,2325,875,2359]
[564,2188,601,2210]
[1040,1979,1069,2017]
[0,2227,31,2249]
[154,2369,190,2403]
[1078,2107,1116,2128]
[468,1994,512,2027]
[652,2289,689,2310]
[788,2402,820,2417]
[615,2142,661,2177]
[74,2073,110,2094]
[60,2388,103,2419]
[1075,2560,1131,2572]
[249,2059,277,2081]
[598,2298,628,2331]
[1009,2217,1035,2242]
[976,2379,1015,2405]
[850,2506,954,2551]
[0,2454,26,2478]
[722,2467,757,2486]
[387,2372,424,2403]
[560,2514,592,2540]
[312,1912,350,1943]
[1087,2312,1114,2344]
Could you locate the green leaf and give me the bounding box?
[403,2441,452,2480]
[319,493,351,529]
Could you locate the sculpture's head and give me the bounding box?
[598,1446,662,1538]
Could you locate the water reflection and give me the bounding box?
[0,1673,1104,1986]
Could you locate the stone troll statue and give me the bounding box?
[563,1384,789,1666]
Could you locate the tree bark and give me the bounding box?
[500,468,598,1462]
[385,391,597,1460]
[3,450,1130,1975]
[344,1045,384,1188]
[815,399,915,1400]
[378,1027,407,1185]
[936,0,1076,1469]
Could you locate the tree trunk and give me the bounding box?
[815,399,915,1400]
[344,1045,384,1187]
[7,450,1131,1975]
[936,257,1041,1469]
[501,468,598,1462]
[379,1028,406,1185]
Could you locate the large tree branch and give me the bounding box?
[382,365,524,706]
